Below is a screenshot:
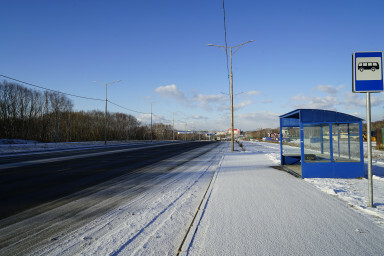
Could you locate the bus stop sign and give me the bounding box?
[353,51,384,93]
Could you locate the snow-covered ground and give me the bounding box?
[246,141,384,226]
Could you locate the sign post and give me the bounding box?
[353,51,384,207]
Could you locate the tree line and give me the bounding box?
[0,81,179,142]
[245,128,280,140]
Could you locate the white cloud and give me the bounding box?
[191,115,208,120]
[342,92,382,108]
[313,85,342,94]
[290,93,339,110]
[137,113,171,125]
[291,93,309,102]
[154,84,187,103]
[245,90,261,96]
[193,93,227,111]
[218,99,252,112]
[237,111,280,130]
[342,93,366,108]
[137,113,151,124]
[289,89,384,119]
[235,100,251,110]
[262,99,272,104]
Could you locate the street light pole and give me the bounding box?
[208,40,254,152]
[105,83,108,145]
[185,119,187,141]
[230,48,234,152]
[95,80,121,145]
[150,102,153,142]
[172,112,175,141]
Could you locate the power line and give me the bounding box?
[0,74,104,102]
[222,0,231,96]
[1,74,190,126]
[1,74,152,115]
[108,100,148,115]
[152,114,172,124]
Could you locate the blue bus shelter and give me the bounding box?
[280,109,364,178]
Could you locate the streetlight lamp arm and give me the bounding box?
[233,40,255,48]
[108,80,122,86]
[233,40,254,55]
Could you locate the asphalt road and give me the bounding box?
[0,141,217,220]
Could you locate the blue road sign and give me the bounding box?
[353,51,383,93]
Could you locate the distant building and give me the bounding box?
[227,129,240,135]
[215,131,227,136]
[177,130,193,134]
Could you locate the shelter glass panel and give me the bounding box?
[303,124,331,162]
[332,123,360,162]
[281,127,301,155]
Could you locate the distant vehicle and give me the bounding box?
[358,62,380,72]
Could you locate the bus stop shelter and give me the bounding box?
[280,109,364,178]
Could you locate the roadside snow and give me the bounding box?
[245,141,384,227]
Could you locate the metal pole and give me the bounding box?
[150,103,153,142]
[230,48,234,152]
[207,40,253,152]
[185,120,187,141]
[95,80,121,145]
[173,112,175,141]
[104,83,108,145]
[366,92,374,207]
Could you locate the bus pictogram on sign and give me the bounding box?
[358,62,380,72]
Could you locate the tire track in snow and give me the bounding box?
[110,144,226,255]
[177,145,228,256]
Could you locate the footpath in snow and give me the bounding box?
[183,141,384,256]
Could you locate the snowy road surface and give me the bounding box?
[0,141,214,219]
[0,142,225,255]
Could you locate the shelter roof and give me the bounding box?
[280,109,363,124]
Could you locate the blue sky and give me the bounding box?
[1,0,384,131]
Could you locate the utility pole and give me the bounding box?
[150,102,153,142]
[208,40,254,152]
[172,112,175,141]
[185,119,187,141]
[95,80,121,145]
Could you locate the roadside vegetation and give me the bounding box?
[0,81,184,142]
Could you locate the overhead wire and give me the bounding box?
[222,0,231,96]
[0,74,190,128]
[152,114,172,124]
[0,74,104,102]
[0,74,152,114]
[108,100,148,115]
